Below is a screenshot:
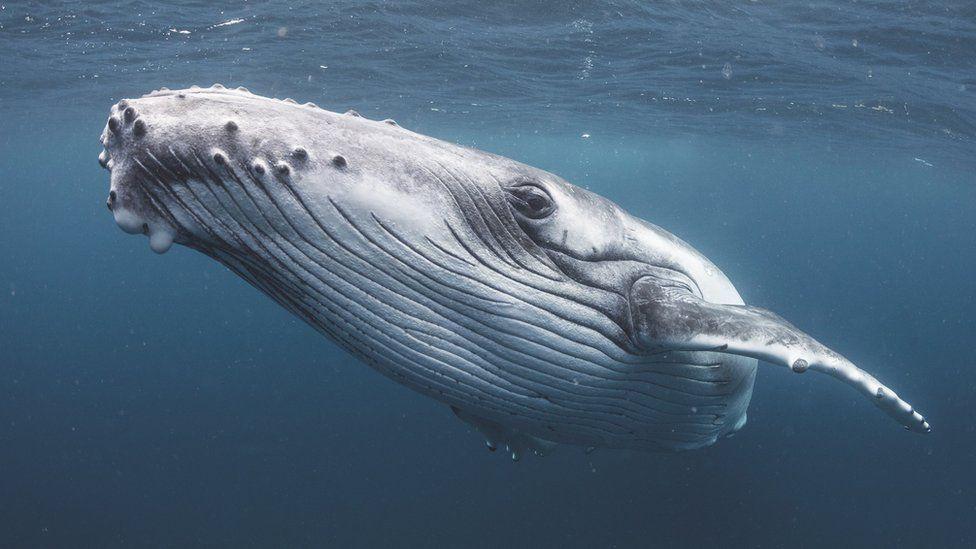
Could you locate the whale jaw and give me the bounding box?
[97,84,358,256]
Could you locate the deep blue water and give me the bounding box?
[1,1,974,547]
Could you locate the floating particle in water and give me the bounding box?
[578,54,594,79]
[814,34,826,50]
[212,18,244,28]
[914,157,933,167]
[277,26,288,38]
[852,38,859,47]
[581,133,590,138]
[721,62,733,80]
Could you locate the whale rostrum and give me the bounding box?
[98,85,929,457]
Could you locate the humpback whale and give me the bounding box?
[98,85,929,459]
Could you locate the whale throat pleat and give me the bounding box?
[133,145,748,450]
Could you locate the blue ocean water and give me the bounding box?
[1,1,974,546]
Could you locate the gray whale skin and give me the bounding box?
[98,85,929,459]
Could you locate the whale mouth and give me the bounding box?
[99,99,181,254]
[98,85,347,259]
[102,166,179,255]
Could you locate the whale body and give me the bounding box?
[98,85,929,458]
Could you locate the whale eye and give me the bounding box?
[505,182,554,220]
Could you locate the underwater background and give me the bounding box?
[1,1,974,547]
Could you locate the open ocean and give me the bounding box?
[1,1,974,547]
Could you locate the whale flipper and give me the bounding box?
[629,276,930,434]
[451,407,557,461]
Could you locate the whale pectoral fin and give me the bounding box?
[630,277,930,434]
[451,406,557,460]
